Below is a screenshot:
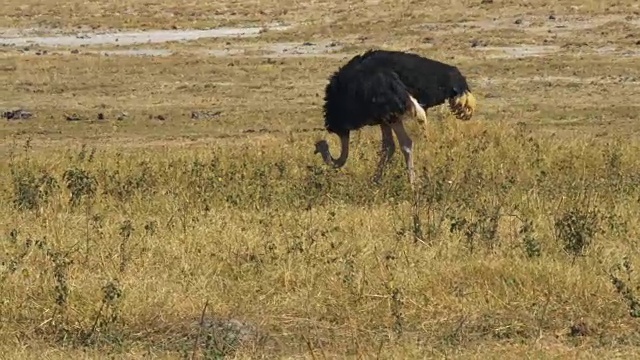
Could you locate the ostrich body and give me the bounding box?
[315,49,477,184]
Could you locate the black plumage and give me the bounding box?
[315,49,477,185]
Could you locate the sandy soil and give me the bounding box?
[0,23,291,46]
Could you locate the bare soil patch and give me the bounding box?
[0,23,291,47]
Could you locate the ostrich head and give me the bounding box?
[314,133,350,168]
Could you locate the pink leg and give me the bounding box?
[389,120,415,185]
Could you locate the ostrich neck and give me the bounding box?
[324,133,350,168]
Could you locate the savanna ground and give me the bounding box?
[2,0,640,358]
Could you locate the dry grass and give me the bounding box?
[2,0,640,358]
[2,0,639,32]
[5,119,640,359]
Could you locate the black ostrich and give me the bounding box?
[314,49,477,185]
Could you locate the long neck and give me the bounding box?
[321,133,350,168]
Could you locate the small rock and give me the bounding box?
[150,114,165,121]
[481,0,493,3]
[65,113,83,121]
[302,41,313,46]
[70,49,80,54]
[514,19,523,25]
[3,109,33,120]
[97,112,105,120]
[470,39,482,47]
[636,40,640,45]
[549,14,556,20]
[116,112,128,121]
[191,110,222,120]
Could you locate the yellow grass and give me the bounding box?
[2,0,640,358]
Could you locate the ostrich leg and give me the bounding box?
[372,123,396,183]
[389,120,415,185]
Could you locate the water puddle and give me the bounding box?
[0,23,291,47]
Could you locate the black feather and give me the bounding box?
[322,49,472,135]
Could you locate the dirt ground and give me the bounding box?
[2,8,639,146]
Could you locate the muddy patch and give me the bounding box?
[0,23,291,47]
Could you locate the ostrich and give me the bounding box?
[314,49,477,185]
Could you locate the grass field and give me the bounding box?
[2,0,640,358]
